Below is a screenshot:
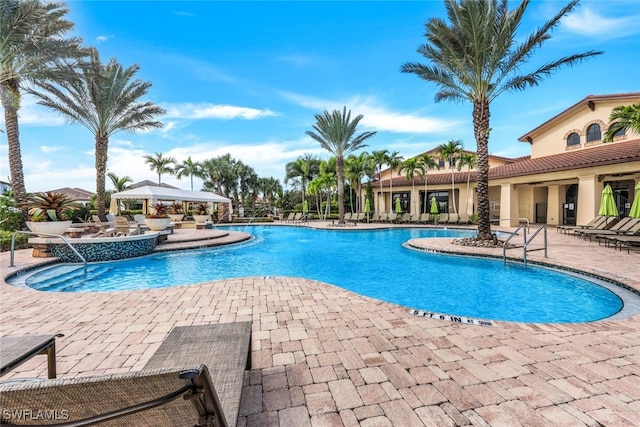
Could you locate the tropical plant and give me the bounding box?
[386,151,404,213]
[148,202,169,218]
[0,193,22,231]
[306,107,376,224]
[169,202,183,214]
[436,140,463,214]
[21,191,79,221]
[370,149,389,213]
[28,49,165,221]
[144,152,176,186]
[458,152,477,214]
[107,172,133,193]
[344,152,372,212]
[0,0,87,204]
[193,203,209,215]
[418,154,439,213]
[401,0,602,239]
[399,157,425,213]
[174,156,204,191]
[285,154,320,206]
[604,103,640,142]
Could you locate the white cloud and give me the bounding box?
[282,92,460,134]
[96,35,114,43]
[0,95,66,127]
[563,6,640,38]
[41,146,63,154]
[162,103,278,120]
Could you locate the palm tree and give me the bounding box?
[418,154,438,213]
[436,140,463,214]
[30,49,165,220]
[285,154,319,206]
[107,172,133,210]
[306,107,376,224]
[386,151,404,214]
[144,152,176,186]
[401,0,602,240]
[604,103,640,142]
[399,157,425,214]
[370,149,389,213]
[174,156,204,190]
[1,0,87,203]
[344,152,372,213]
[458,153,477,214]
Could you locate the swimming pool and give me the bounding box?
[11,226,626,323]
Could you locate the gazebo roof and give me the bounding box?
[111,185,231,204]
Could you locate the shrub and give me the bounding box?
[0,195,23,231]
[0,230,29,251]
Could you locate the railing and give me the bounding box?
[491,217,530,231]
[10,231,87,274]
[502,224,547,268]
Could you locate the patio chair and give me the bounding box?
[370,212,380,222]
[377,212,388,222]
[458,213,470,225]
[438,213,449,224]
[593,218,640,245]
[573,216,621,238]
[387,212,397,223]
[419,213,430,224]
[609,235,640,253]
[400,212,411,223]
[556,216,604,234]
[114,216,139,236]
[447,213,459,224]
[0,322,252,427]
[284,212,295,223]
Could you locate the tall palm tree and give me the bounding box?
[30,49,165,220]
[458,153,477,214]
[144,152,176,186]
[418,154,438,213]
[370,149,389,213]
[604,103,640,142]
[174,156,204,190]
[436,140,463,214]
[386,151,404,213]
[306,107,376,224]
[399,157,425,214]
[401,0,602,240]
[1,0,87,203]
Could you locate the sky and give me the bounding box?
[1,0,639,194]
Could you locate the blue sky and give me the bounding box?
[2,0,639,193]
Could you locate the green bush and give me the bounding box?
[0,230,29,251]
[0,194,23,231]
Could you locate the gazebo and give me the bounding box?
[110,185,232,219]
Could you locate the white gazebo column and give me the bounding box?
[499,183,519,227]
[577,175,602,226]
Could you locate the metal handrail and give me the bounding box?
[491,217,530,231]
[10,231,87,274]
[502,224,547,267]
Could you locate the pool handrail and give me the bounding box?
[10,231,87,274]
[502,224,548,267]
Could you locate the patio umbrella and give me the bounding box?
[598,184,618,222]
[430,196,439,215]
[364,198,371,222]
[395,197,402,214]
[629,181,640,218]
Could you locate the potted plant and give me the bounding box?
[192,203,210,224]
[168,202,184,222]
[145,202,172,231]
[21,192,79,236]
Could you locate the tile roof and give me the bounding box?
[376,138,640,187]
[48,187,95,200]
[129,180,180,189]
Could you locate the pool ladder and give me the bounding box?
[10,231,87,274]
[502,224,547,268]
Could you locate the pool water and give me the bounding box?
[14,226,623,323]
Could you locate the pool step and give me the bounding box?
[28,265,114,292]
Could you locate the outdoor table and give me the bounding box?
[0,334,62,379]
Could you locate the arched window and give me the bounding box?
[612,125,626,138]
[586,124,601,142]
[567,132,580,147]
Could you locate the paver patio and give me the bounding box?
[1,223,639,426]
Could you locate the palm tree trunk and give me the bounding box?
[95,135,109,220]
[1,80,27,204]
[473,100,492,240]
[423,174,428,214]
[451,166,457,215]
[337,157,345,224]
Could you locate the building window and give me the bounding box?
[612,126,626,138]
[567,132,580,147]
[586,124,601,142]
[438,159,445,168]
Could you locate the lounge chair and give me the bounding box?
[370,212,380,222]
[408,213,421,224]
[556,216,604,234]
[377,212,388,222]
[447,213,459,224]
[419,213,430,224]
[284,212,295,223]
[458,213,470,225]
[387,212,397,223]
[573,216,620,238]
[400,213,411,223]
[0,322,252,427]
[592,218,640,245]
[438,213,449,224]
[609,235,640,253]
[344,212,353,222]
[114,216,139,236]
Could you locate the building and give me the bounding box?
[0,180,11,195]
[48,187,95,205]
[372,92,640,227]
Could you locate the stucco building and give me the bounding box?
[372,92,640,227]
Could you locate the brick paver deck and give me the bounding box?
[1,223,639,426]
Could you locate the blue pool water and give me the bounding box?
[14,226,623,323]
